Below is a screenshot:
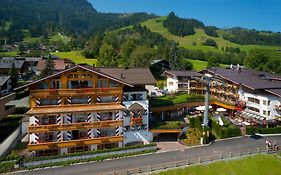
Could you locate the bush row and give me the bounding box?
[209,118,241,139]
[27,149,156,170]
[246,126,281,135]
[24,143,157,163]
[0,161,15,174]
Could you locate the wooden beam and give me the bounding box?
[29,120,123,133]
[28,136,123,151]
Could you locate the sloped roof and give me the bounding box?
[0,60,25,69]
[94,67,157,85]
[14,65,133,90]
[163,70,202,77]
[37,59,66,71]
[0,76,10,86]
[206,67,281,90]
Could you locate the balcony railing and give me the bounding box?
[29,120,123,133]
[28,136,123,151]
[30,87,123,97]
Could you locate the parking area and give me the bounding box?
[154,133,187,152]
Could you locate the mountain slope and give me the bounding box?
[142,17,281,53]
[0,0,155,43]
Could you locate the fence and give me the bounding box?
[100,147,274,175]
[0,126,21,157]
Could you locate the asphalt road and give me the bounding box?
[15,135,281,175]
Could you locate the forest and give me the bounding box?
[0,0,155,43]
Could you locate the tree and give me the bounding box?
[129,46,154,67]
[97,43,118,66]
[120,38,136,67]
[9,61,18,90]
[41,55,54,77]
[207,56,220,68]
[203,39,218,48]
[180,59,193,70]
[169,43,181,70]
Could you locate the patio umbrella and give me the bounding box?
[195,105,212,111]
[216,108,227,112]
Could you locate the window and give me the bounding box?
[40,116,56,125]
[97,79,107,88]
[38,82,48,89]
[100,128,115,137]
[109,80,118,88]
[248,107,260,113]
[100,112,113,121]
[40,98,58,106]
[248,97,260,104]
[169,82,173,86]
[100,96,115,103]
[51,80,61,89]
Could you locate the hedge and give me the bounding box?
[27,149,156,170]
[189,116,203,131]
[24,143,157,163]
[246,126,281,135]
[209,118,241,139]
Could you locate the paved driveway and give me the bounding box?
[15,136,281,175]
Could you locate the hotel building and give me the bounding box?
[20,65,156,156]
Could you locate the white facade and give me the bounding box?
[167,76,179,93]
[122,91,153,145]
[238,90,281,120]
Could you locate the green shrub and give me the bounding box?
[0,162,15,174]
[27,149,156,170]
[247,126,281,135]
[210,117,241,139]
[24,143,156,163]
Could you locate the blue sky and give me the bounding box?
[89,0,281,32]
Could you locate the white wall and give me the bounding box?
[167,77,178,93]
[239,90,281,120]
[0,126,21,157]
[123,91,152,145]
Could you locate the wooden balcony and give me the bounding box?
[26,103,125,115]
[28,136,123,151]
[30,87,123,98]
[29,120,123,133]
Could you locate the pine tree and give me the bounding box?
[9,61,18,90]
[169,42,181,70]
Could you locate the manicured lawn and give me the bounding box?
[52,50,97,66]
[142,17,281,53]
[156,155,281,175]
[151,121,187,130]
[150,93,204,107]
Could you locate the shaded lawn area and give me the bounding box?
[151,121,187,130]
[156,154,281,175]
[150,93,204,107]
[0,115,22,142]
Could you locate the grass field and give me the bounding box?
[187,59,228,71]
[142,17,281,53]
[0,51,19,57]
[24,32,71,44]
[156,155,281,175]
[52,50,97,66]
